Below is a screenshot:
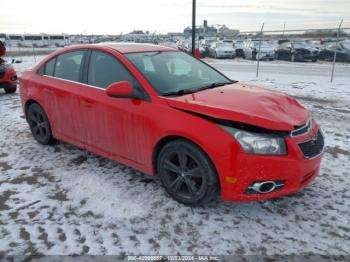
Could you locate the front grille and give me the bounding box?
[291,119,312,137]
[298,130,324,158]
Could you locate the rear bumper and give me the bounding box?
[217,53,235,58]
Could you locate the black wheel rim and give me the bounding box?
[28,108,49,141]
[161,149,206,200]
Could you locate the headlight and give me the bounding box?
[219,125,287,155]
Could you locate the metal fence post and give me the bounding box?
[256,23,265,78]
[32,39,37,62]
[331,19,343,83]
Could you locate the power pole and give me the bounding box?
[192,0,196,55]
[256,23,265,78]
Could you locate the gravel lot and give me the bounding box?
[0,56,349,256]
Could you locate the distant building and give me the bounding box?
[183,20,239,38]
[215,25,240,37]
[184,20,217,37]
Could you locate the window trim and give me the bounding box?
[36,48,150,101]
[37,49,88,83]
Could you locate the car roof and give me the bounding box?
[97,43,176,53]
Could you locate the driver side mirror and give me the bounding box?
[106,81,136,99]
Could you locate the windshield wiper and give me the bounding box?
[195,81,233,92]
[162,89,198,97]
[162,81,234,97]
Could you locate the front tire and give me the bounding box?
[157,140,219,206]
[27,103,56,145]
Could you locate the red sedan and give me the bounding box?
[19,44,324,206]
[0,41,17,94]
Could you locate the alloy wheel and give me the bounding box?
[27,104,55,145]
[160,148,206,201]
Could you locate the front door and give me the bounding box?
[79,50,147,164]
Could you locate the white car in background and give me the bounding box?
[209,42,235,58]
[160,41,178,49]
[243,40,275,60]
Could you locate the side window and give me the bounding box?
[45,58,56,76]
[54,51,84,82]
[87,51,136,89]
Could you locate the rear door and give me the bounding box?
[79,50,147,164]
[40,50,86,142]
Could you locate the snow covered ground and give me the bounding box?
[0,56,349,256]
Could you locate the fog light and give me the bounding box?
[11,75,18,81]
[245,180,285,194]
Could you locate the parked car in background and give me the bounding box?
[318,41,350,63]
[306,40,322,50]
[19,43,324,206]
[275,41,319,62]
[178,40,208,58]
[0,41,18,94]
[233,40,245,57]
[243,40,275,60]
[160,41,178,49]
[209,42,235,59]
[0,61,17,93]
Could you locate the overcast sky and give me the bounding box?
[1,0,349,34]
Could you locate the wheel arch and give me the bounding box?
[24,99,53,128]
[152,135,220,187]
[24,99,42,119]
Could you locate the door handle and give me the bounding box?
[81,98,95,108]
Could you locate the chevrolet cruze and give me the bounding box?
[19,43,324,206]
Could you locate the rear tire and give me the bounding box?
[4,86,17,94]
[157,140,219,206]
[27,103,56,145]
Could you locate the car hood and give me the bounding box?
[164,83,308,131]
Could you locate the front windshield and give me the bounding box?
[252,41,271,48]
[126,51,232,96]
[217,42,232,48]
